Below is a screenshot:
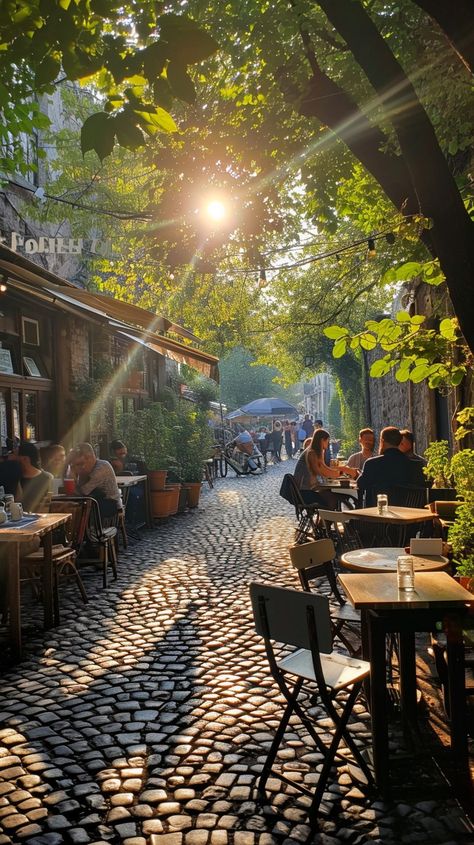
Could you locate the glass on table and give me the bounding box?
[397,555,415,591]
[377,493,388,515]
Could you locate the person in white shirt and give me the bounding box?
[346,428,375,473]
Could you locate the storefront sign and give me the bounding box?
[0,231,113,256]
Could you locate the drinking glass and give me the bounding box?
[397,555,415,591]
[377,493,388,515]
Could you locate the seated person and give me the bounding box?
[70,442,121,518]
[346,428,375,472]
[399,429,428,467]
[0,453,22,498]
[40,444,67,478]
[358,426,426,506]
[17,441,53,512]
[109,439,138,475]
[294,428,357,508]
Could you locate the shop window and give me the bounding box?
[25,392,37,440]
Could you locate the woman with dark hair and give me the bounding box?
[294,428,357,507]
[17,441,53,512]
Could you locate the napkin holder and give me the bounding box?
[410,537,443,555]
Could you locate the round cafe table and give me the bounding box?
[340,546,449,573]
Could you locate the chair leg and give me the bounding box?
[258,678,303,796]
[101,545,108,589]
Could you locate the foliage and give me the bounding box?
[423,440,452,488]
[324,311,469,389]
[188,376,220,410]
[219,347,299,411]
[119,402,176,471]
[449,503,474,578]
[454,407,474,441]
[450,449,474,501]
[1,5,218,170]
[327,390,342,442]
[173,402,213,482]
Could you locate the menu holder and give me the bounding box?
[410,537,443,555]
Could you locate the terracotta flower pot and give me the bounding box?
[182,482,202,508]
[165,484,180,516]
[150,489,174,518]
[148,470,168,492]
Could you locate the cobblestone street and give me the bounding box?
[0,463,473,845]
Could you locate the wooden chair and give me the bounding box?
[21,499,90,625]
[250,582,372,830]
[53,496,118,589]
[289,538,361,657]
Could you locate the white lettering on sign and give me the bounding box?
[0,232,113,256]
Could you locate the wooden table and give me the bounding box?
[0,513,71,662]
[338,571,473,797]
[115,475,152,529]
[341,546,449,573]
[345,505,437,525]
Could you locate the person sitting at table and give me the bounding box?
[346,428,375,472]
[70,443,121,518]
[0,453,22,498]
[109,439,139,475]
[399,429,428,467]
[40,444,67,478]
[294,428,358,508]
[17,441,53,512]
[358,426,426,506]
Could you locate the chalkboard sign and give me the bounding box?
[0,349,13,374]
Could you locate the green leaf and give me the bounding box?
[396,311,410,323]
[409,363,430,383]
[158,14,219,64]
[439,318,457,340]
[410,315,425,325]
[35,54,61,86]
[153,78,173,111]
[395,367,411,382]
[80,112,115,161]
[143,42,169,81]
[113,113,145,150]
[134,107,177,133]
[359,332,377,350]
[451,367,465,386]
[324,325,349,340]
[370,359,391,377]
[333,338,348,358]
[349,336,360,350]
[167,62,196,104]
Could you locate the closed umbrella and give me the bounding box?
[240,397,298,417]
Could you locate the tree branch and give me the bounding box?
[411,0,474,74]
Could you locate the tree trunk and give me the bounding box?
[314,0,474,354]
[411,0,474,74]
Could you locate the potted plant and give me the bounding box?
[120,403,177,516]
[174,404,213,507]
[423,440,453,489]
[449,448,474,591]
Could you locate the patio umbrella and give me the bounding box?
[225,408,246,419]
[240,397,299,417]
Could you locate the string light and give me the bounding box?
[367,238,376,259]
[0,275,7,293]
[385,232,396,245]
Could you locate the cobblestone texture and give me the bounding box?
[0,462,472,844]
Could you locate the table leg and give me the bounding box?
[42,530,55,629]
[144,479,153,528]
[7,543,21,662]
[398,631,418,726]
[368,612,390,797]
[445,612,470,790]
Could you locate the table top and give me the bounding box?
[115,475,147,486]
[338,571,473,609]
[346,506,436,524]
[0,513,70,542]
[341,547,449,573]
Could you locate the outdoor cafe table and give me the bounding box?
[340,546,449,573]
[0,513,71,662]
[115,474,152,529]
[338,571,473,797]
[345,505,437,525]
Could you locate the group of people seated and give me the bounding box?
[294,424,427,509]
[0,439,133,519]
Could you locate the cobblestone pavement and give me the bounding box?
[0,461,473,845]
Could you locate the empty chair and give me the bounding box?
[279,473,323,543]
[21,498,90,625]
[54,495,118,588]
[289,537,361,657]
[250,582,372,829]
[317,509,363,556]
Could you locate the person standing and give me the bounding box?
[346,428,376,473]
[302,414,314,438]
[283,420,293,459]
[270,421,283,463]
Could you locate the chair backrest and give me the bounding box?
[289,538,336,571]
[434,500,463,521]
[250,582,332,654]
[49,497,92,548]
[279,473,298,505]
[363,484,427,508]
[317,510,362,552]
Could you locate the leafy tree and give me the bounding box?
[218,347,300,411]
[1,3,218,174]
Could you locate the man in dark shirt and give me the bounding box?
[358,426,426,506]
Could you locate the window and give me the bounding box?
[22,317,40,346]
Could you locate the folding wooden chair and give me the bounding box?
[250,582,372,829]
[53,496,118,588]
[279,473,323,543]
[289,537,361,657]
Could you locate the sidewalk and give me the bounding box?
[0,461,472,844]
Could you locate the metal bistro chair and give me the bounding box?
[279,473,323,544]
[55,496,118,589]
[290,537,361,657]
[250,582,372,829]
